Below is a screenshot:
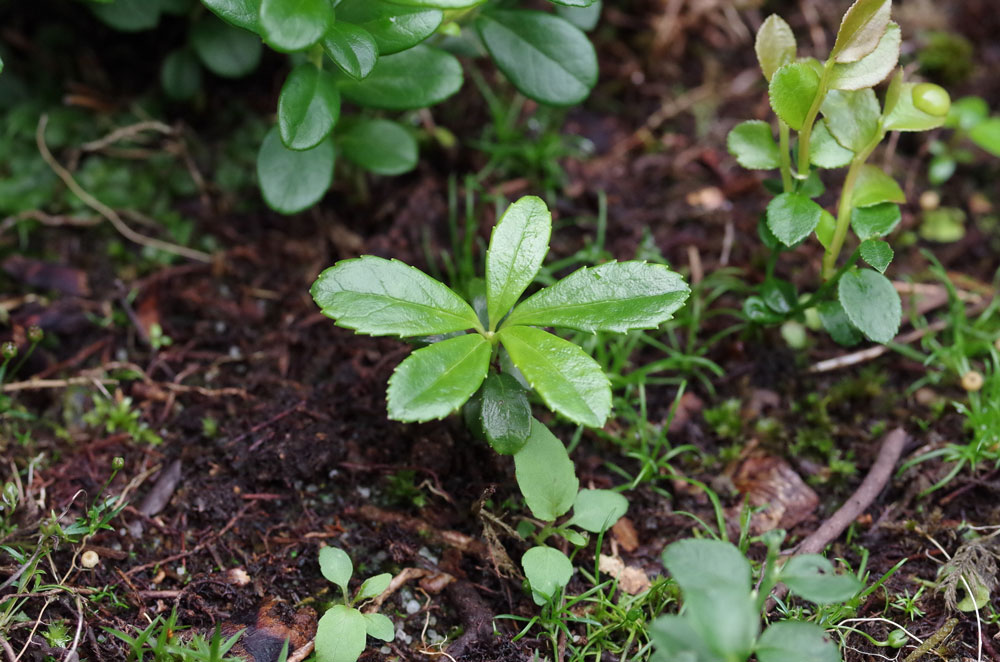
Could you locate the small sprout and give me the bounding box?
[112,456,125,471]
[1,342,17,360]
[961,370,984,392]
[81,550,100,569]
[887,629,908,648]
[27,325,44,343]
[912,83,951,117]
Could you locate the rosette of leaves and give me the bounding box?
[316,547,394,662]
[727,0,952,346]
[311,195,689,449]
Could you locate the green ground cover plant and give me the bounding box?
[729,0,951,346]
[315,546,394,662]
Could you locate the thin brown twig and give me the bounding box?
[1,377,118,393]
[80,120,174,153]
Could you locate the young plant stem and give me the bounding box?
[795,59,836,177]
[778,121,793,192]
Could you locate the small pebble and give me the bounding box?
[405,599,421,615]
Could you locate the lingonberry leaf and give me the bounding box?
[820,88,880,152]
[259,0,331,53]
[160,49,202,100]
[555,1,602,31]
[851,202,901,240]
[755,14,797,82]
[476,10,597,106]
[257,127,334,214]
[319,547,353,590]
[311,256,480,337]
[191,14,262,78]
[479,372,531,455]
[89,0,161,31]
[385,0,484,7]
[568,489,627,533]
[769,61,821,130]
[766,192,825,247]
[860,239,893,273]
[810,121,854,168]
[386,333,490,422]
[545,0,598,6]
[756,621,841,662]
[727,120,781,169]
[334,0,442,55]
[485,196,552,328]
[498,325,611,427]
[513,419,578,522]
[201,0,259,32]
[830,22,899,90]
[339,45,462,110]
[522,546,573,605]
[780,555,863,603]
[851,165,904,208]
[316,605,366,662]
[884,82,950,132]
[362,614,394,642]
[504,261,689,333]
[278,63,340,150]
[337,119,417,176]
[838,268,901,343]
[322,22,379,81]
[830,0,891,64]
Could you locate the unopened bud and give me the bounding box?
[27,326,43,343]
[1,342,16,360]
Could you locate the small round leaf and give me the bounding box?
[257,127,334,214]
[278,63,341,150]
[838,268,901,344]
[766,192,825,247]
[191,15,262,78]
[769,62,820,131]
[259,0,331,52]
[338,119,417,176]
[319,547,353,590]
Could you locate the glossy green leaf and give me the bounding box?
[755,14,797,82]
[522,546,573,605]
[89,0,161,31]
[338,119,417,176]
[505,261,689,333]
[486,196,552,327]
[546,0,597,6]
[662,539,752,595]
[386,334,490,422]
[259,0,331,52]
[161,49,202,100]
[912,83,950,117]
[513,419,579,521]
[339,45,462,110]
[335,0,442,55]
[311,256,480,336]
[479,372,531,455]
[278,64,340,150]
[476,10,597,106]
[766,192,825,247]
[555,1,602,32]
[727,120,781,169]
[257,128,333,214]
[387,0,483,6]
[769,62,821,130]
[568,489,627,533]
[815,209,837,248]
[830,0,891,63]
[851,165,904,208]
[762,278,796,314]
[818,299,862,347]
[820,88,880,152]
[356,573,392,601]
[322,22,379,80]
[744,296,783,324]
[809,121,854,168]
[883,82,948,132]
[860,239,893,273]
[316,606,366,662]
[498,326,611,427]
[191,15,262,78]
[970,118,1000,157]
[363,613,394,642]
[201,0,260,32]
[319,547,353,590]
[756,621,841,662]
[830,22,899,90]
[838,268,901,343]
[780,555,863,604]
[851,202,900,240]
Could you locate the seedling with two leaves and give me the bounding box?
[316,547,394,662]
[729,0,952,346]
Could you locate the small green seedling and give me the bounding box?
[311,195,689,450]
[730,0,951,345]
[927,95,1000,184]
[652,537,862,662]
[316,547,394,662]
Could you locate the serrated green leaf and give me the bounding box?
[568,489,627,533]
[161,49,202,101]
[504,261,689,333]
[476,10,597,106]
[522,546,573,605]
[860,239,893,273]
[851,164,904,208]
[838,268,901,343]
[766,192,825,246]
[969,117,1000,157]
[319,547,353,590]
[335,0,442,55]
[821,88,881,152]
[322,22,379,80]
[830,22,899,90]
[363,613,394,642]
[311,256,480,336]
[316,606,366,662]
[662,539,752,595]
[339,45,462,110]
[387,334,490,422]
[831,0,891,63]
[514,419,579,521]
[756,621,841,662]
[851,202,900,240]
[356,573,392,601]
[818,299,862,347]
[769,62,821,130]
[485,196,552,328]
[815,209,836,248]
[480,372,531,455]
[755,14,796,82]
[338,119,417,176]
[201,0,260,32]
[809,121,854,168]
[883,82,948,132]
[555,1,602,31]
[780,555,863,604]
[498,326,610,427]
[191,14,262,78]
[278,64,340,150]
[727,120,781,169]
[257,127,334,214]
[259,0,331,52]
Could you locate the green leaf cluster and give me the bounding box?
[316,547,394,662]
